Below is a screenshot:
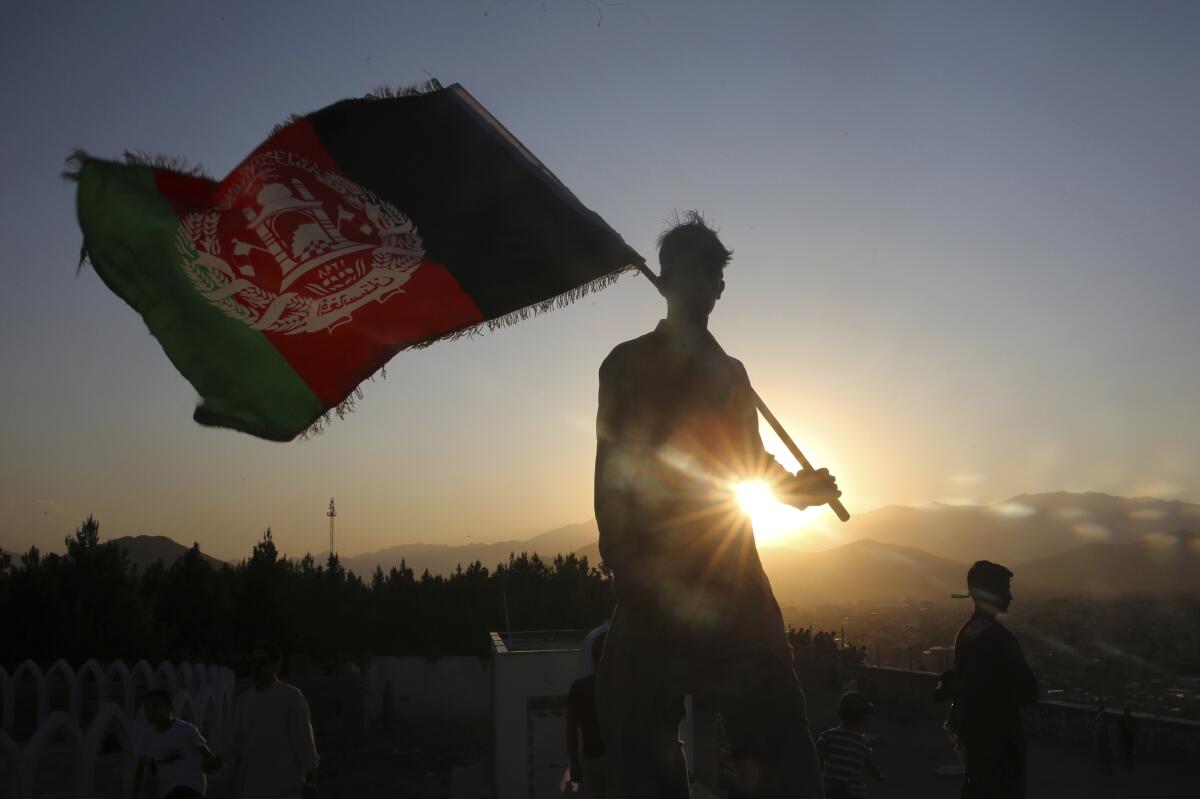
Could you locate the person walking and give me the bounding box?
[132,689,222,799]
[567,633,609,797]
[1094,702,1113,775]
[228,642,319,799]
[1118,707,1136,770]
[816,692,886,799]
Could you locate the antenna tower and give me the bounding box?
[327,498,337,556]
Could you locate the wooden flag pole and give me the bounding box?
[635,263,851,522]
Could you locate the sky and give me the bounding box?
[1,1,1197,561]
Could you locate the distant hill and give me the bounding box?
[1017,530,1200,596]
[575,537,967,605]
[109,535,227,572]
[760,539,967,606]
[338,520,599,577]
[830,492,1200,565]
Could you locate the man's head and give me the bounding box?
[251,640,282,685]
[656,211,732,325]
[144,688,173,727]
[967,560,1014,615]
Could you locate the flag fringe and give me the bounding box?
[296,262,638,440]
[269,113,307,138]
[364,79,444,100]
[65,149,214,274]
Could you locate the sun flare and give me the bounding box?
[735,481,777,518]
[733,480,824,545]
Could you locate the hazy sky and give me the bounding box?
[2,1,1197,561]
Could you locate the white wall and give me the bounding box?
[493,647,581,799]
[365,656,491,725]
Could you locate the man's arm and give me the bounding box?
[595,352,639,585]
[288,690,320,783]
[865,749,886,782]
[732,360,840,509]
[1004,633,1039,706]
[199,742,223,774]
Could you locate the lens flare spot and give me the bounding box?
[1072,522,1110,541]
[990,502,1036,518]
[1143,531,1180,548]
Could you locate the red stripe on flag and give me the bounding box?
[264,258,483,407]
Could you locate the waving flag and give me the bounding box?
[73,83,640,441]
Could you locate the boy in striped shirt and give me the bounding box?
[817,692,886,799]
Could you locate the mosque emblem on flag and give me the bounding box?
[175,150,424,334]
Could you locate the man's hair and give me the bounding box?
[657,210,733,276]
[144,688,172,707]
[252,640,283,662]
[967,560,1013,593]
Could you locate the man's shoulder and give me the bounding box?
[275,679,308,700]
[601,332,660,372]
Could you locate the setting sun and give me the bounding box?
[735,481,777,518]
[734,480,824,546]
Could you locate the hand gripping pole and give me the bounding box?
[635,263,851,522]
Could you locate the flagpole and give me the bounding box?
[634,263,851,522]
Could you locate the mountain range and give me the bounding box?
[9,493,1197,601]
[823,491,1200,565]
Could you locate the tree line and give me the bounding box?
[0,516,614,668]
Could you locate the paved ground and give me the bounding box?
[210,697,1191,798]
[803,688,1196,799]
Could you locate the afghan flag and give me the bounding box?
[72,82,641,441]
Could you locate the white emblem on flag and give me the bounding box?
[175,150,424,334]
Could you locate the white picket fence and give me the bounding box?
[0,659,235,799]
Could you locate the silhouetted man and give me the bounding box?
[1118,707,1136,770]
[567,633,609,797]
[228,642,319,799]
[1094,702,1113,774]
[594,212,840,798]
[948,561,1038,799]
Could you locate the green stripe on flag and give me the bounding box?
[76,160,325,441]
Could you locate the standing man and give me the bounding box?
[228,642,320,799]
[949,561,1039,799]
[567,633,609,797]
[1094,702,1113,775]
[594,212,841,798]
[1118,707,1136,770]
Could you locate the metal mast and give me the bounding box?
[327,497,337,556]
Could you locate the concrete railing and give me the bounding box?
[845,663,1200,764]
[0,659,234,799]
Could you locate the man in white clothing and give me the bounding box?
[228,641,320,799]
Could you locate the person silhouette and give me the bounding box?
[228,642,319,799]
[1118,707,1136,770]
[1094,702,1113,775]
[593,211,841,798]
[946,561,1038,799]
[567,632,609,797]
